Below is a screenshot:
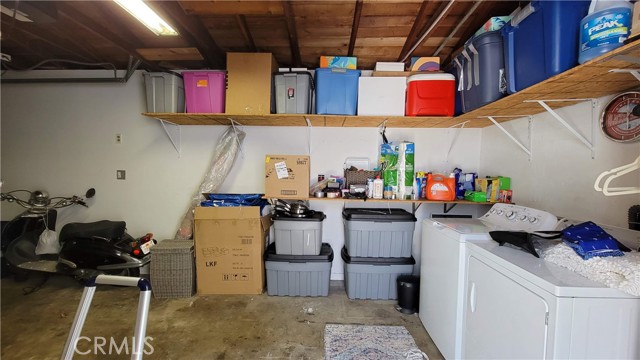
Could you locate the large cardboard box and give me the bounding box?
[264,155,310,199]
[225,53,278,115]
[194,206,270,295]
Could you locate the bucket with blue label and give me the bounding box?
[579,0,633,64]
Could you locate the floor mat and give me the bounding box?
[324,324,427,360]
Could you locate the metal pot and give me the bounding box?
[276,199,309,214]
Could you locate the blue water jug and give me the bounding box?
[578,0,633,64]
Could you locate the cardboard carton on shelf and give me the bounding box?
[265,155,310,199]
[194,206,271,295]
[226,52,278,115]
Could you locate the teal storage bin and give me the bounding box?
[315,68,360,115]
[502,0,590,94]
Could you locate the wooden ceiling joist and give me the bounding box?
[236,15,257,52]
[151,1,225,69]
[348,0,363,57]
[282,1,302,67]
[397,0,432,62]
[400,0,456,62]
[0,19,99,65]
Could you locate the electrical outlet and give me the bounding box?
[115,133,123,144]
[116,170,126,180]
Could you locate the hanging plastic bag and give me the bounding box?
[35,228,60,255]
[175,125,246,240]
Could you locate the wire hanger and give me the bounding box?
[594,155,640,196]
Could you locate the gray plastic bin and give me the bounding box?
[342,208,416,258]
[274,72,314,114]
[143,72,185,113]
[264,242,333,297]
[342,247,414,300]
[274,211,325,255]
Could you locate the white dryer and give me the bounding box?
[419,204,557,359]
[464,231,640,359]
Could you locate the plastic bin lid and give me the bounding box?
[151,240,194,253]
[273,211,326,222]
[264,242,334,262]
[341,247,415,265]
[342,208,416,222]
[407,73,455,82]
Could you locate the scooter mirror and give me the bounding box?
[86,188,96,199]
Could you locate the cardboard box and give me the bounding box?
[225,53,278,115]
[375,62,405,71]
[194,206,270,295]
[357,77,406,116]
[632,1,640,37]
[320,56,357,69]
[265,155,310,198]
[410,57,440,71]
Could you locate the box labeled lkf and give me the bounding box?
[194,206,270,295]
[265,155,310,199]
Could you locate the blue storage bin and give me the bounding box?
[501,0,590,94]
[461,30,506,113]
[315,68,360,115]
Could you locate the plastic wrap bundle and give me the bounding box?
[175,126,246,240]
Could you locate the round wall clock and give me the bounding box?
[600,92,640,143]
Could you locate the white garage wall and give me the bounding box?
[480,99,640,228]
[1,70,483,279]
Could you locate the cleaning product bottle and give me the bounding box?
[579,0,634,64]
[373,176,384,199]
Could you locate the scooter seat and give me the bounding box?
[59,220,126,244]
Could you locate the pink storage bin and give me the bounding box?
[183,71,226,113]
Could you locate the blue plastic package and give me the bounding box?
[561,221,624,260]
[200,193,269,212]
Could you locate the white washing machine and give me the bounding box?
[463,222,640,359]
[419,203,557,360]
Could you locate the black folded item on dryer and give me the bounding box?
[489,231,562,258]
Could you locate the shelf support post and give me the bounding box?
[483,116,533,160]
[524,99,596,159]
[159,120,181,158]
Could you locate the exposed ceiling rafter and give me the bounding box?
[236,15,257,52]
[151,1,225,69]
[282,1,301,67]
[400,0,457,62]
[348,0,363,57]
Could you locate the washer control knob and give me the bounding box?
[519,215,528,221]
[490,209,496,214]
[506,211,516,220]
[497,210,504,216]
[529,217,538,224]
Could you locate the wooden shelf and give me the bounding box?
[143,39,640,129]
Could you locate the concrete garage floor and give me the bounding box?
[1,275,442,360]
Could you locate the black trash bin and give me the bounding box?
[396,274,420,314]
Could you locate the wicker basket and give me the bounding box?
[150,240,195,298]
[344,169,381,188]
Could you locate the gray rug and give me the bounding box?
[324,324,426,360]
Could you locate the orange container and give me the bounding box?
[426,173,456,201]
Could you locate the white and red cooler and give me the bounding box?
[405,73,455,116]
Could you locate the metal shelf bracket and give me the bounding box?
[159,120,181,158]
[445,120,470,162]
[482,115,533,160]
[524,98,596,159]
[609,68,640,81]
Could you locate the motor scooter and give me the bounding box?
[1,188,151,280]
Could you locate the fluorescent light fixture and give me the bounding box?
[113,0,178,36]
